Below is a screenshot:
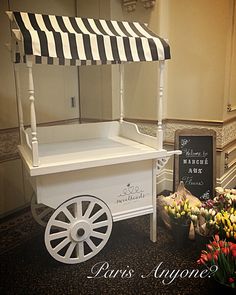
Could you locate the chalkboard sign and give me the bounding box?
[174,129,216,200]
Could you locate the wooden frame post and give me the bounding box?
[14,64,24,144]
[157,60,165,150]
[119,63,124,122]
[150,159,157,242]
[27,60,39,166]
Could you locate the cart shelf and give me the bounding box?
[19,121,170,176]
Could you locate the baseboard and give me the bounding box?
[216,164,236,188]
[0,202,30,221]
[156,169,173,194]
[157,165,236,194]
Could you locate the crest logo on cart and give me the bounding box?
[117,183,145,204]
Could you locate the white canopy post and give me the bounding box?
[119,63,124,122]
[14,64,24,143]
[157,60,165,150]
[27,60,39,166]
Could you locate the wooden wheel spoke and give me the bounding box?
[31,193,54,227]
[34,203,46,209]
[62,207,75,223]
[90,209,105,223]
[91,231,106,240]
[92,220,109,229]
[76,242,84,259]
[38,207,53,219]
[49,230,68,241]
[86,238,97,251]
[65,242,76,259]
[52,220,70,230]
[84,202,95,219]
[53,237,70,253]
[74,200,83,219]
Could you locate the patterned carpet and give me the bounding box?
[0,209,232,295]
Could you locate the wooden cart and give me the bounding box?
[7,11,180,264]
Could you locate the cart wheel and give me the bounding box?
[31,193,54,227]
[45,196,113,264]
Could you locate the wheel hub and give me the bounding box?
[77,228,85,237]
[70,220,91,242]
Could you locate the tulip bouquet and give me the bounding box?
[164,197,192,225]
[190,204,217,237]
[191,188,236,238]
[197,235,236,288]
[214,188,236,210]
[215,208,236,241]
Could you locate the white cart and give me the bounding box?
[7,11,180,264]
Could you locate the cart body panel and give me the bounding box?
[35,160,154,218]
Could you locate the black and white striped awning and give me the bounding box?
[7,11,170,66]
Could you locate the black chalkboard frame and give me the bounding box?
[174,128,216,199]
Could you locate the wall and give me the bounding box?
[110,0,236,191]
[111,0,232,122]
[111,0,162,120]
[163,0,236,190]
[167,0,229,121]
[224,0,236,120]
[0,0,79,216]
[77,0,115,121]
[78,0,163,121]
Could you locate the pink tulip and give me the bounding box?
[207,253,213,261]
[207,244,213,251]
[211,241,218,248]
[219,241,225,248]
[214,234,220,242]
[201,254,208,262]
[228,277,234,283]
[231,249,236,257]
[230,243,236,251]
[213,254,218,261]
[221,247,230,255]
[197,259,204,265]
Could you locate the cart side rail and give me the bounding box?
[119,121,163,150]
[25,121,120,144]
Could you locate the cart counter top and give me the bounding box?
[19,135,170,176]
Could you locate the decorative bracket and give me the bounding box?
[156,157,170,175]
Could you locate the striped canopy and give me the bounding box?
[7,11,171,66]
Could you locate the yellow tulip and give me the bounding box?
[216,214,222,222]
